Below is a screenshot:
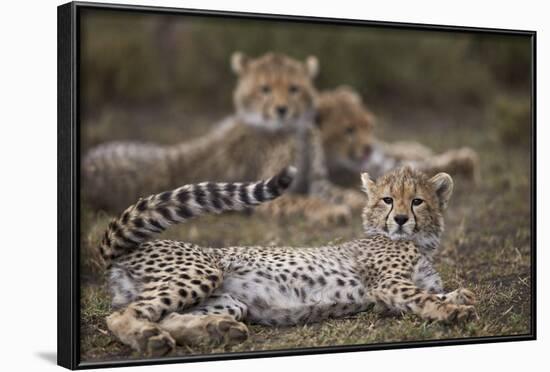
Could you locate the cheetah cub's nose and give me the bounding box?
[394,214,409,226]
[276,105,288,118]
[363,144,373,158]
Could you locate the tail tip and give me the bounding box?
[275,166,297,189]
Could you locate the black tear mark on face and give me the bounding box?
[383,200,394,233]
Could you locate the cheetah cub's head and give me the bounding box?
[231,52,319,132]
[361,166,453,254]
[315,86,376,173]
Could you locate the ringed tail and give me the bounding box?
[98,166,297,266]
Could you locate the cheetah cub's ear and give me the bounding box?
[429,172,454,210]
[231,51,249,75]
[305,56,319,79]
[360,172,375,199]
[335,85,363,105]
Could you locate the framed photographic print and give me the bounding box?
[58,1,536,369]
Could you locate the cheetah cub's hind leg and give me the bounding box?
[106,302,176,357]
[160,293,249,346]
[107,268,223,356]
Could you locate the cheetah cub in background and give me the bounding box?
[101,166,475,356]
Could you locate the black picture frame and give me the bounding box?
[57,1,537,369]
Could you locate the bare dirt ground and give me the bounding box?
[79,107,532,363]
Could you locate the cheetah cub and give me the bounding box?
[101,166,475,356]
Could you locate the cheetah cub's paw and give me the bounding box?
[160,313,249,346]
[106,311,175,356]
[437,303,476,323]
[445,288,476,306]
[143,327,177,356]
[206,316,249,345]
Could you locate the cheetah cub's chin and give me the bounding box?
[361,166,453,255]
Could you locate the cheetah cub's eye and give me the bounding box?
[289,84,299,94]
[412,198,424,206]
[261,85,271,94]
[345,126,355,135]
[382,197,393,205]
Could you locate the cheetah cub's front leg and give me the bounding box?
[412,258,476,307]
[373,278,476,323]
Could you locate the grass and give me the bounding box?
[79,103,532,363]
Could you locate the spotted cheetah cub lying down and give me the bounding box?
[101,166,475,356]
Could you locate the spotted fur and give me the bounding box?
[103,166,475,356]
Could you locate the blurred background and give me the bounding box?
[79,8,533,362]
[80,8,531,152]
